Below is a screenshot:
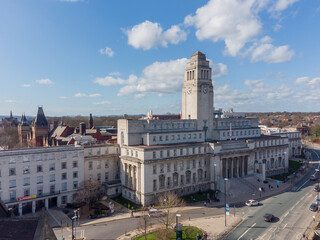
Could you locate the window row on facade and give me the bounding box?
[152,132,203,143]
[153,169,209,191]
[2,161,78,177]
[152,158,209,174]
[255,148,285,160]
[149,121,195,130]
[151,147,207,160]
[87,159,109,170]
[255,139,285,148]
[222,129,259,137]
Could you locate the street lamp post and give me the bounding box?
[316,169,320,201]
[224,178,228,227]
[214,163,217,190]
[176,214,182,240]
[72,210,78,240]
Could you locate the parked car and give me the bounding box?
[245,199,260,206]
[263,213,274,222]
[316,198,320,205]
[314,185,320,192]
[148,208,165,217]
[310,203,318,212]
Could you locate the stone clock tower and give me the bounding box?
[181,51,214,139]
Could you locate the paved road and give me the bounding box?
[55,148,320,240]
[223,149,320,240]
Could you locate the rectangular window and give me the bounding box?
[73,161,78,168]
[153,152,156,159]
[37,165,43,173]
[153,165,157,174]
[187,160,190,169]
[73,151,78,158]
[61,173,67,180]
[105,172,109,181]
[37,187,43,196]
[24,189,30,197]
[180,149,183,155]
[61,182,67,191]
[37,176,43,184]
[105,160,109,168]
[50,174,55,182]
[97,160,101,169]
[9,168,16,176]
[153,136,156,142]
[88,161,93,170]
[160,164,164,173]
[49,163,55,171]
[180,161,184,170]
[73,181,78,189]
[73,171,78,178]
[159,136,162,141]
[192,159,196,168]
[167,163,171,172]
[36,155,42,161]
[50,185,55,194]
[167,177,171,188]
[174,162,178,171]
[135,151,138,157]
[61,153,67,159]
[10,190,16,200]
[174,149,177,156]
[9,179,16,188]
[23,166,30,174]
[160,151,163,158]
[49,153,55,160]
[88,149,92,156]
[24,177,30,186]
[153,180,157,191]
[61,162,67,169]
[165,135,169,141]
[167,150,170,157]
[97,173,101,182]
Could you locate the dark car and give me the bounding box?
[263,213,274,222]
[310,203,318,212]
[314,185,320,192]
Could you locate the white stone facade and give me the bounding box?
[0,146,84,215]
[83,144,121,197]
[117,51,293,206]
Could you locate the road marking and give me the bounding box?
[237,223,256,240]
[296,178,310,191]
[283,223,287,229]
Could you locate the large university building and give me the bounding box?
[117,51,292,205]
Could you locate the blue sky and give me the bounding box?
[1,0,320,116]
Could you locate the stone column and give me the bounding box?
[125,163,128,186]
[244,156,248,176]
[129,165,132,188]
[222,158,226,178]
[19,203,23,216]
[233,157,238,178]
[228,158,232,178]
[45,198,49,210]
[133,166,136,190]
[32,200,36,213]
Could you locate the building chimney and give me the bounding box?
[80,122,86,135]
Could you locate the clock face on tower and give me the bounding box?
[187,87,192,94]
[203,86,208,94]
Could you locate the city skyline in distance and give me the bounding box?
[1,0,320,116]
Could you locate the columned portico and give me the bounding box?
[221,155,249,179]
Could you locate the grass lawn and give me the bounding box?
[270,160,303,181]
[111,196,141,210]
[183,190,217,203]
[133,226,203,240]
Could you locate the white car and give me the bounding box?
[245,199,259,206]
[148,208,165,217]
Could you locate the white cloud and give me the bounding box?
[273,23,282,32]
[269,0,299,12]
[211,62,228,78]
[109,72,121,76]
[125,21,187,50]
[36,78,54,85]
[93,76,127,86]
[4,99,17,103]
[22,84,31,88]
[185,0,262,56]
[92,100,111,105]
[99,47,114,57]
[118,58,188,96]
[74,93,102,98]
[295,76,320,86]
[250,36,294,63]
[59,96,69,99]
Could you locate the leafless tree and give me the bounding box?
[156,192,185,230]
[137,207,152,240]
[74,180,105,207]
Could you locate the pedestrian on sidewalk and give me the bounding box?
[203,201,207,207]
